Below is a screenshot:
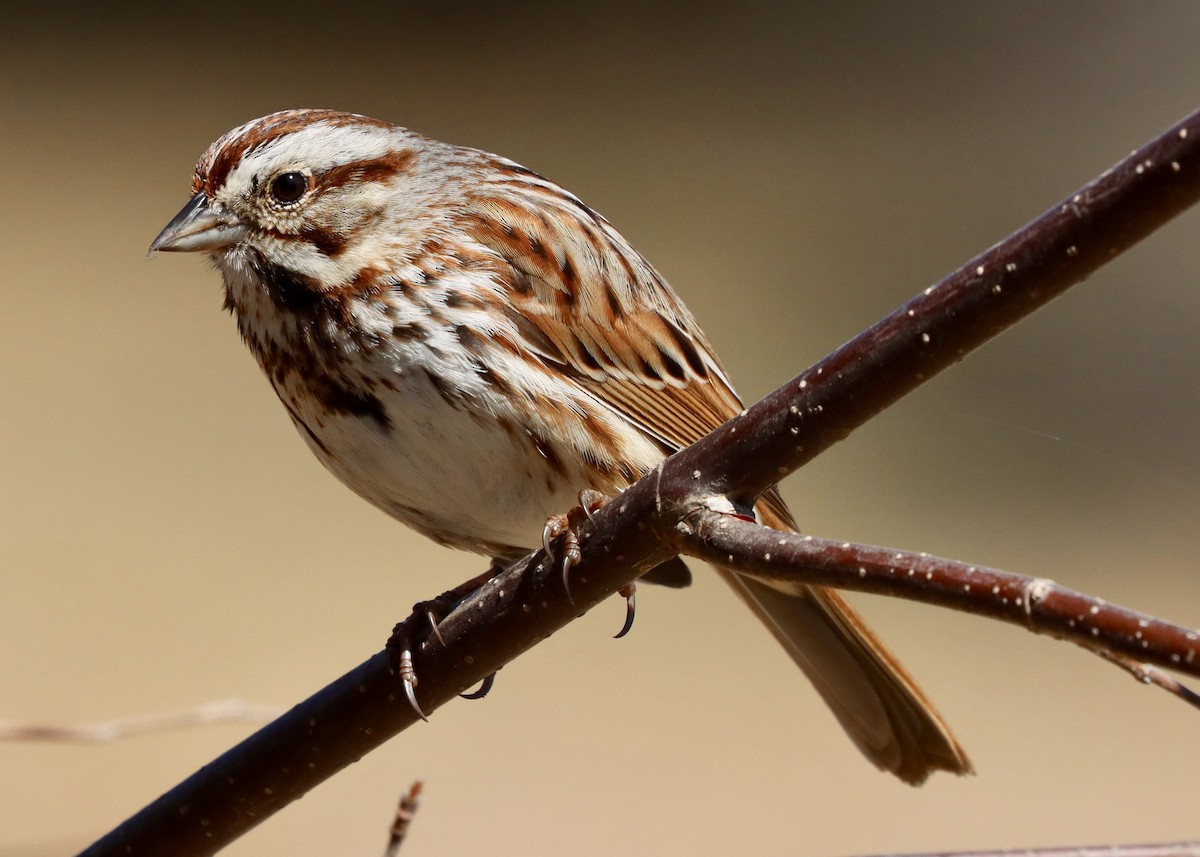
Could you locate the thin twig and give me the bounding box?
[382,781,423,857]
[867,842,1200,857]
[1089,649,1200,711]
[0,699,282,743]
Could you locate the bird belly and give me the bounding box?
[276,370,604,556]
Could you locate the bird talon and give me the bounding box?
[542,514,568,561]
[425,609,446,647]
[395,648,428,722]
[543,511,587,601]
[560,538,582,602]
[460,672,496,700]
[614,583,637,638]
[577,489,609,523]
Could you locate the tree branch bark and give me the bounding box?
[869,842,1200,857]
[677,513,1200,686]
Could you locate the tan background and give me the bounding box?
[3,3,1199,855]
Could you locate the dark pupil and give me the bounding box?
[271,171,307,203]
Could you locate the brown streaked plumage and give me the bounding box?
[150,109,971,784]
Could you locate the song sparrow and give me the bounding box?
[150,109,970,784]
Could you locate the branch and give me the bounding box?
[872,843,1200,857]
[676,513,1200,685]
[655,119,1200,513]
[75,108,1200,857]
[382,781,423,857]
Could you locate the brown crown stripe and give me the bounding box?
[198,109,395,196]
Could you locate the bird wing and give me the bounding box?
[464,179,795,524]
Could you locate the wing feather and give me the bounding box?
[465,175,795,521]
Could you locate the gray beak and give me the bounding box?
[149,193,247,253]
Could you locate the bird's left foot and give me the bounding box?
[386,563,504,720]
[541,489,610,600]
[541,490,637,635]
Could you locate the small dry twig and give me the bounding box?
[867,842,1200,857]
[0,699,282,743]
[382,781,423,857]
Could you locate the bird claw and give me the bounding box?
[542,513,581,602]
[578,489,608,523]
[403,601,449,649]
[542,491,612,602]
[614,583,637,638]
[393,645,428,722]
[425,608,446,647]
[386,566,503,721]
[542,513,568,559]
[460,672,496,700]
[391,616,498,712]
[560,538,583,601]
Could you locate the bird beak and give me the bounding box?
[149,193,248,254]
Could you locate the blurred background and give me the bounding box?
[3,2,1199,855]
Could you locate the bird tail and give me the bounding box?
[718,497,971,785]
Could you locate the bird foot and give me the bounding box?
[385,563,506,720]
[541,491,637,635]
[541,490,611,602]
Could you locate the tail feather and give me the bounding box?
[719,570,971,784]
[721,494,971,784]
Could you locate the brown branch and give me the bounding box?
[382,781,423,857]
[654,114,1200,513]
[677,512,1200,685]
[873,843,1200,857]
[1088,649,1200,711]
[74,107,1200,857]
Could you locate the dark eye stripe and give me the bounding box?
[320,150,415,190]
[198,110,395,196]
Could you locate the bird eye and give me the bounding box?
[270,171,308,204]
